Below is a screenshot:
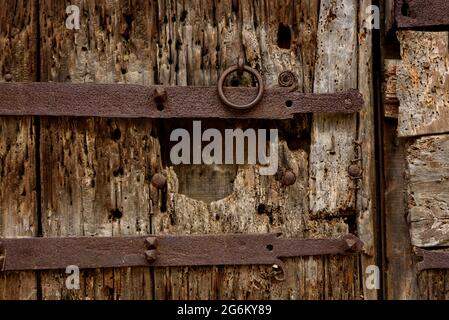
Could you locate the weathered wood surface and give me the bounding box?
[384,59,399,118]
[397,31,449,137]
[310,0,358,216]
[38,0,157,299]
[384,119,418,300]
[357,0,377,300]
[0,0,376,300]
[153,0,368,299]
[0,0,37,300]
[406,135,449,248]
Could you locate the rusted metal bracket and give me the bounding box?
[0,234,363,276]
[415,248,449,272]
[396,0,449,29]
[0,64,362,119]
[0,83,362,119]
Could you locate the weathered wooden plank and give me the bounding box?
[357,0,377,300]
[406,134,449,247]
[308,0,362,300]
[153,0,314,299]
[0,0,37,300]
[384,119,419,300]
[151,0,363,300]
[309,0,358,216]
[38,0,158,299]
[397,31,449,137]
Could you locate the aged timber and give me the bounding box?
[0,234,363,271]
[396,0,449,29]
[0,83,363,119]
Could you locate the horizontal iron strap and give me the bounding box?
[0,234,363,271]
[396,0,449,29]
[0,83,362,119]
[416,248,449,271]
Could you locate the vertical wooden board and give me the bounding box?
[151,0,362,300]
[396,31,449,137]
[0,0,37,300]
[357,0,377,300]
[406,135,449,247]
[310,0,362,299]
[39,0,160,299]
[310,0,358,216]
[384,119,418,300]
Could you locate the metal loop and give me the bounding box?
[217,64,265,111]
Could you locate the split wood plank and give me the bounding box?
[0,0,38,300]
[397,31,449,137]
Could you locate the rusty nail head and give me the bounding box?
[345,238,358,251]
[151,173,167,189]
[4,74,12,82]
[145,250,157,262]
[281,170,296,186]
[154,88,167,104]
[278,71,297,87]
[146,237,158,249]
[348,164,362,177]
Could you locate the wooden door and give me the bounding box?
[0,0,377,300]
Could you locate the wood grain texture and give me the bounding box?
[384,59,399,118]
[0,0,37,300]
[357,0,377,300]
[151,0,364,300]
[39,0,158,299]
[309,0,358,216]
[397,31,449,137]
[406,134,449,248]
[384,119,418,300]
[0,0,375,300]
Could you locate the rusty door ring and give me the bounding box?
[218,62,264,110]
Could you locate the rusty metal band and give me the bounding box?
[0,83,362,119]
[0,233,363,272]
[416,248,449,272]
[396,0,449,29]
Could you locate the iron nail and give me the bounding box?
[154,87,167,104]
[281,170,296,186]
[145,250,157,262]
[348,164,362,178]
[146,237,158,249]
[343,235,361,252]
[4,74,12,82]
[151,173,167,189]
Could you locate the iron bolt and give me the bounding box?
[4,74,12,82]
[145,250,157,262]
[154,87,167,104]
[348,164,362,178]
[281,170,296,186]
[151,173,167,189]
[146,237,158,249]
[345,238,357,250]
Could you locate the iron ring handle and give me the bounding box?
[217,64,265,110]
